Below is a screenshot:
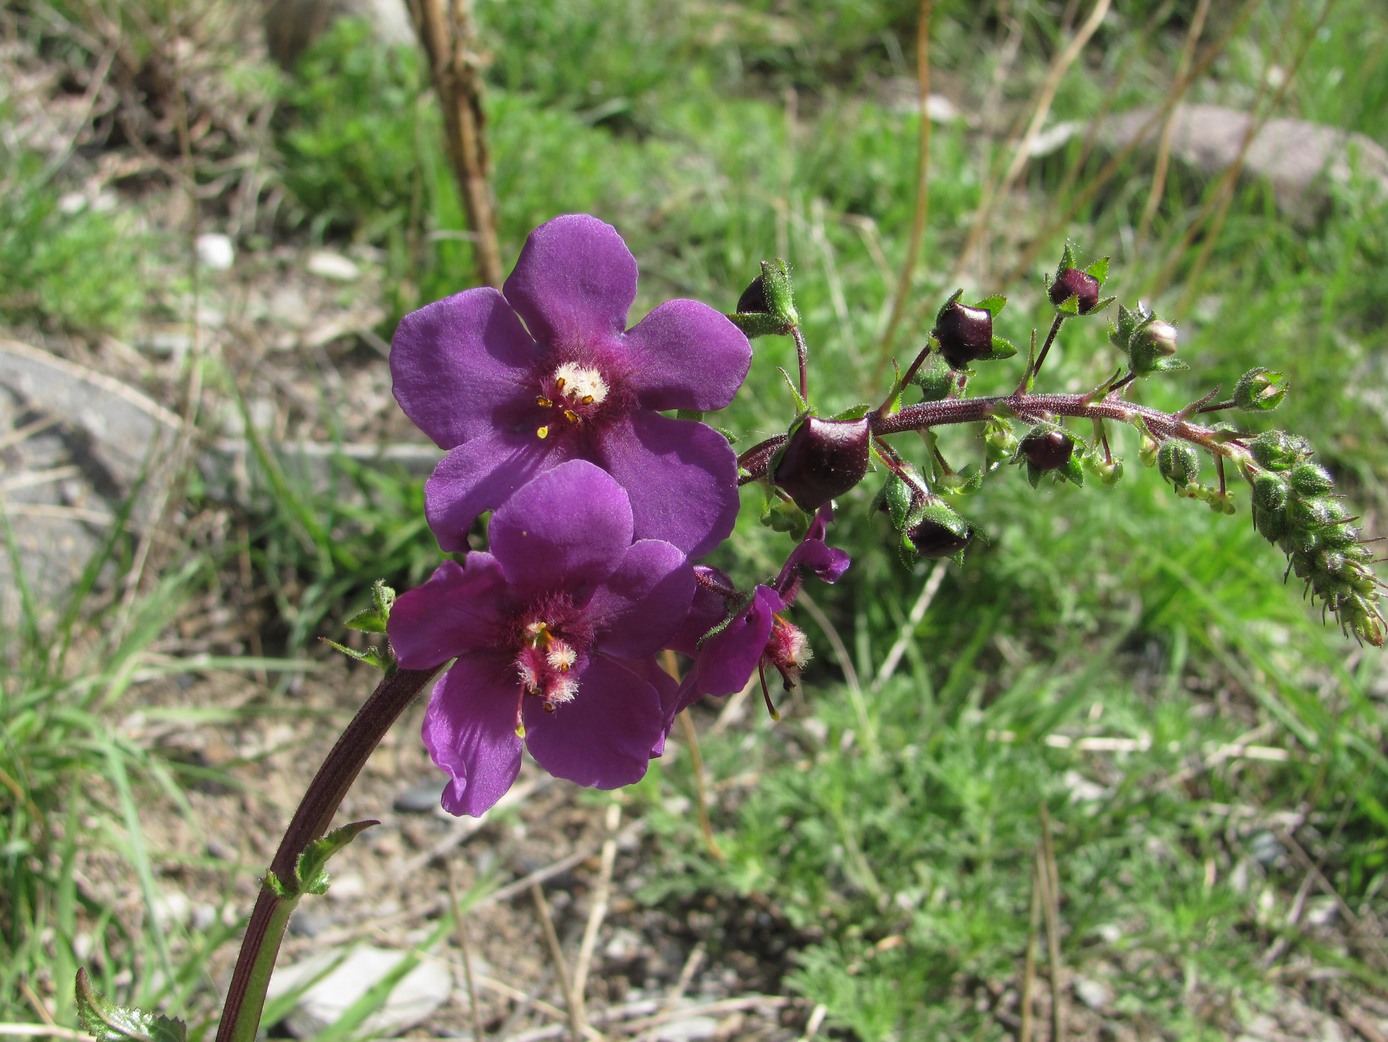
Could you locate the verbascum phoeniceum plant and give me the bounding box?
[75,214,1385,1042]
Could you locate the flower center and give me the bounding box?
[514,619,582,714]
[533,363,610,440]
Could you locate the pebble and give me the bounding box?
[1073,975,1112,1011]
[394,780,444,814]
[267,945,451,1038]
[307,250,361,282]
[196,232,235,271]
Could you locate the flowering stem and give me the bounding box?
[738,389,1250,487]
[1024,314,1067,387]
[792,326,810,401]
[215,665,439,1042]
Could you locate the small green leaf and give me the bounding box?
[296,820,379,896]
[343,609,386,634]
[974,294,1007,316]
[828,403,874,421]
[76,969,187,1042]
[321,638,390,671]
[982,335,1016,361]
[1084,256,1110,283]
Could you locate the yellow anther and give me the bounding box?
[563,409,579,424]
[536,395,553,408]
[536,425,549,439]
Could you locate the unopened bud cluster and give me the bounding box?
[1246,431,1384,646]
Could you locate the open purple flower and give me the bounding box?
[387,460,694,816]
[671,505,850,715]
[391,214,752,558]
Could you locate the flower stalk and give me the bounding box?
[214,666,438,1042]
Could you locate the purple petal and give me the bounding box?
[488,460,634,595]
[390,288,539,449]
[502,215,637,350]
[691,585,784,699]
[597,413,739,558]
[523,655,665,788]
[665,567,734,656]
[777,504,851,590]
[584,539,694,658]
[624,299,752,411]
[388,556,511,669]
[422,657,526,816]
[424,429,558,553]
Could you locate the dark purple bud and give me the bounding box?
[934,301,994,370]
[906,503,974,559]
[1020,428,1075,472]
[1049,268,1100,314]
[736,276,768,315]
[773,416,871,511]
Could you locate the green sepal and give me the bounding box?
[266,820,378,899]
[778,368,809,414]
[1234,367,1288,412]
[878,472,919,532]
[1249,430,1312,471]
[731,259,800,337]
[1054,293,1083,317]
[829,403,873,421]
[297,820,378,896]
[758,258,800,328]
[676,409,705,423]
[1157,440,1201,488]
[344,579,396,634]
[975,294,1007,317]
[321,639,391,671]
[76,969,187,1042]
[943,463,988,494]
[727,311,790,339]
[1084,256,1110,283]
[760,490,810,538]
[913,357,954,401]
[1058,455,1085,487]
[984,335,1017,361]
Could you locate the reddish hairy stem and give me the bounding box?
[214,666,439,1042]
[739,391,1242,485]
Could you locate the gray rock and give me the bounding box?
[307,250,362,282]
[264,0,416,70]
[0,338,182,624]
[266,944,452,1038]
[1030,103,1388,227]
[196,232,235,271]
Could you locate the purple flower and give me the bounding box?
[387,460,694,816]
[391,214,752,558]
[672,506,850,713]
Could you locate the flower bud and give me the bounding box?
[903,501,974,560]
[773,416,871,511]
[934,301,994,370]
[1252,473,1289,543]
[1019,427,1075,472]
[1289,462,1333,497]
[1249,430,1311,472]
[1157,440,1201,488]
[913,358,955,401]
[1049,268,1101,314]
[1234,368,1288,412]
[731,258,800,337]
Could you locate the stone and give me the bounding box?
[307,250,361,282]
[1029,103,1388,227]
[0,338,182,626]
[264,0,416,70]
[266,945,452,1038]
[196,232,235,271]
